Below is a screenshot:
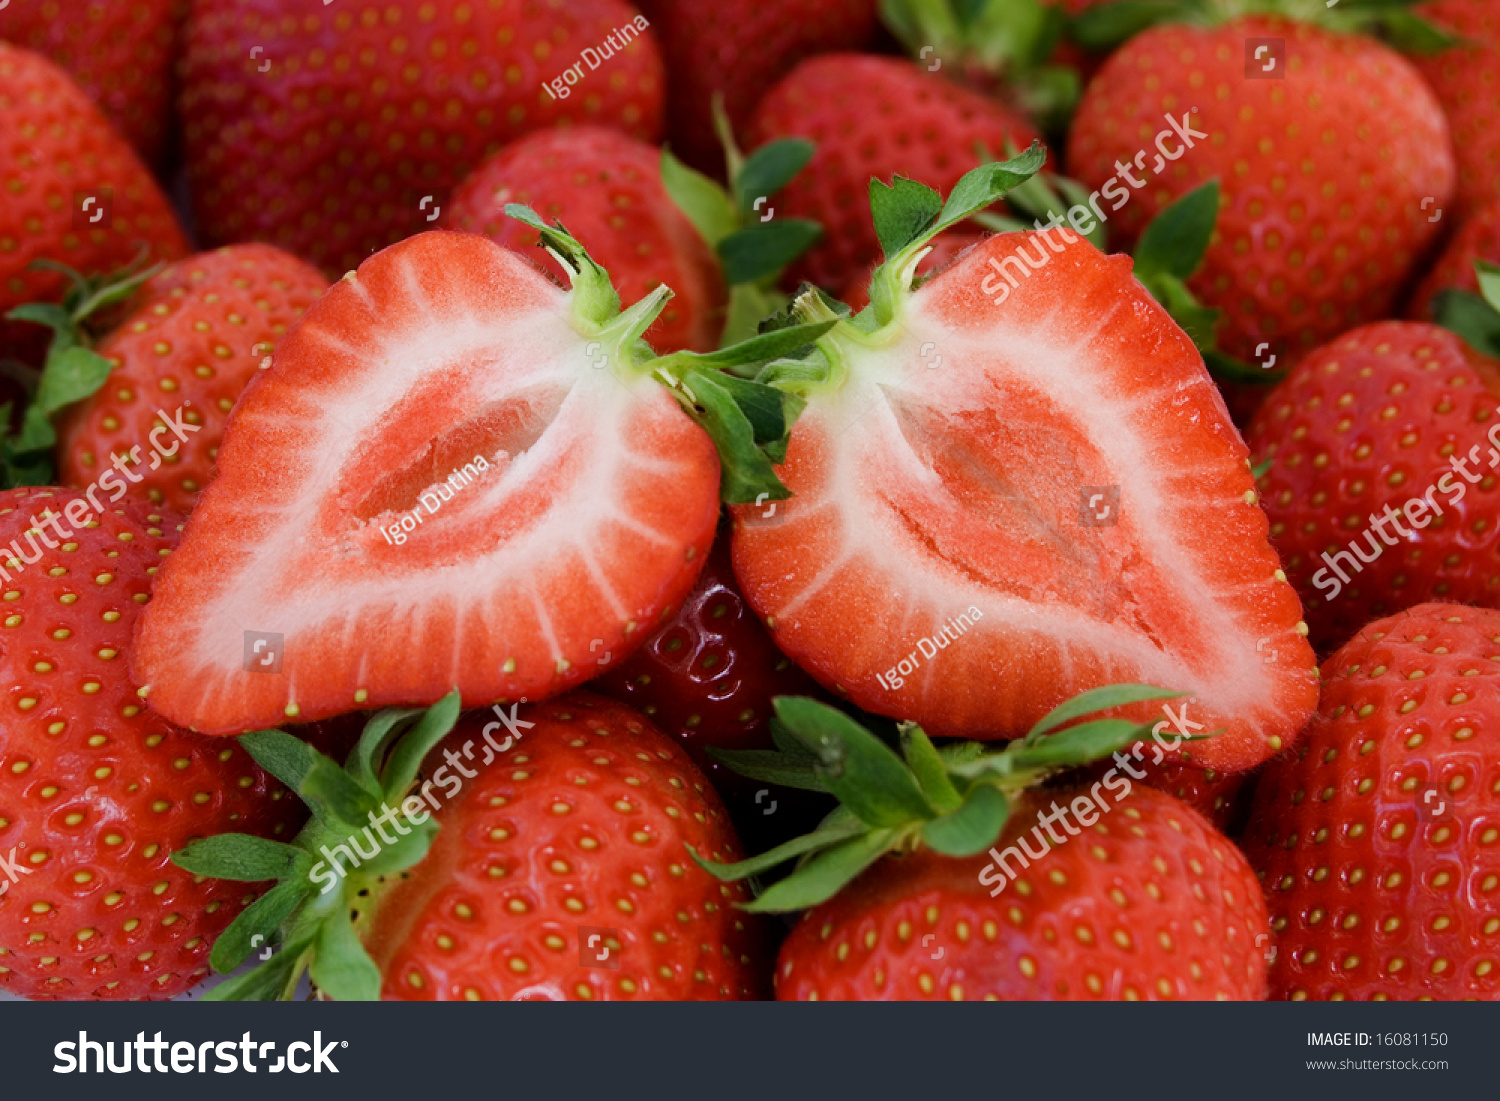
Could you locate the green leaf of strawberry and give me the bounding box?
[698,683,1191,912]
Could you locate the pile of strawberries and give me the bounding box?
[1,0,1498,1004]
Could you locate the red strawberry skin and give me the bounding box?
[0,44,188,360]
[361,694,766,1000]
[1415,1,1500,217]
[733,232,1318,771]
[180,0,664,275]
[633,0,879,174]
[1243,603,1500,1000]
[448,127,724,354]
[0,0,177,165]
[776,786,1267,1000]
[1247,322,1500,653]
[1409,199,1500,322]
[57,244,329,515]
[746,55,1041,293]
[0,489,309,1000]
[132,231,721,735]
[1067,16,1454,364]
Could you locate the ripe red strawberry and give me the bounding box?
[447,127,724,353]
[776,786,1266,1000]
[132,224,823,735]
[0,0,176,165]
[593,520,824,798]
[632,0,879,175]
[1243,603,1500,1000]
[55,244,328,514]
[698,690,1267,1000]
[0,44,188,362]
[1246,321,1500,653]
[0,487,310,1000]
[180,0,664,276]
[176,693,767,1000]
[1414,1,1500,217]
[1067,16,1454,364]
[732,162,1318,773]
[1410,200,1500,323]
[746,54,1041,293]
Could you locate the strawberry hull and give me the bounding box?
[733,232,1320,771]
[131,232,721,734]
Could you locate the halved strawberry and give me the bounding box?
[132,219,828,735]
[731,154,1318,771]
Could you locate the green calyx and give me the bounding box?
[1436,261,1500,359]
[2,253,162,487]
[739,146,1047,409]
[694,683,1207,913]
[1071,0,1455,56]
[170,692,466,1001]
[880,0,1081,131]
[658,99,823,347]
[504,203,833,505]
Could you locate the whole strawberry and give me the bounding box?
[56,244,329,513]
[778,788,1265,1000]
[0,488,309,1000]
[1409,200,1500,322]
[1415,1,1500,217]
[0,44,188,361]
[698,691,1267,1001]
[1243,603,1500,1000]
[180,0,665,275]
[633,0,879,174]
[1247,321,1500,652]
[746,54,1040,293]
[448,127,723,353]
[0,0,177,164]
[1067,15,1454,364]
[176,693,767,1000]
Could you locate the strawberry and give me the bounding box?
[1066,15,1454,364]
[593,519,824,801]
[1246,321,1500,653]
[131,221,830,735]
[180,0,665,276]
[1410,200,1500,323]
[0,43,188,364]
[0,487,310,1000]
[0,0,177,165]
[699,689,1268,1000]
[1414,0,1500,217]
[1242,603,1500,1000]
[732,157,1318,772]
[633,0,879,175]
[447,127,724,354]
[745,54,1041,294]
[174,692,767,1000]
[54,244,328,515]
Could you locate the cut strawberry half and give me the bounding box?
[730,152,1319,771]
[133,220,828,734]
